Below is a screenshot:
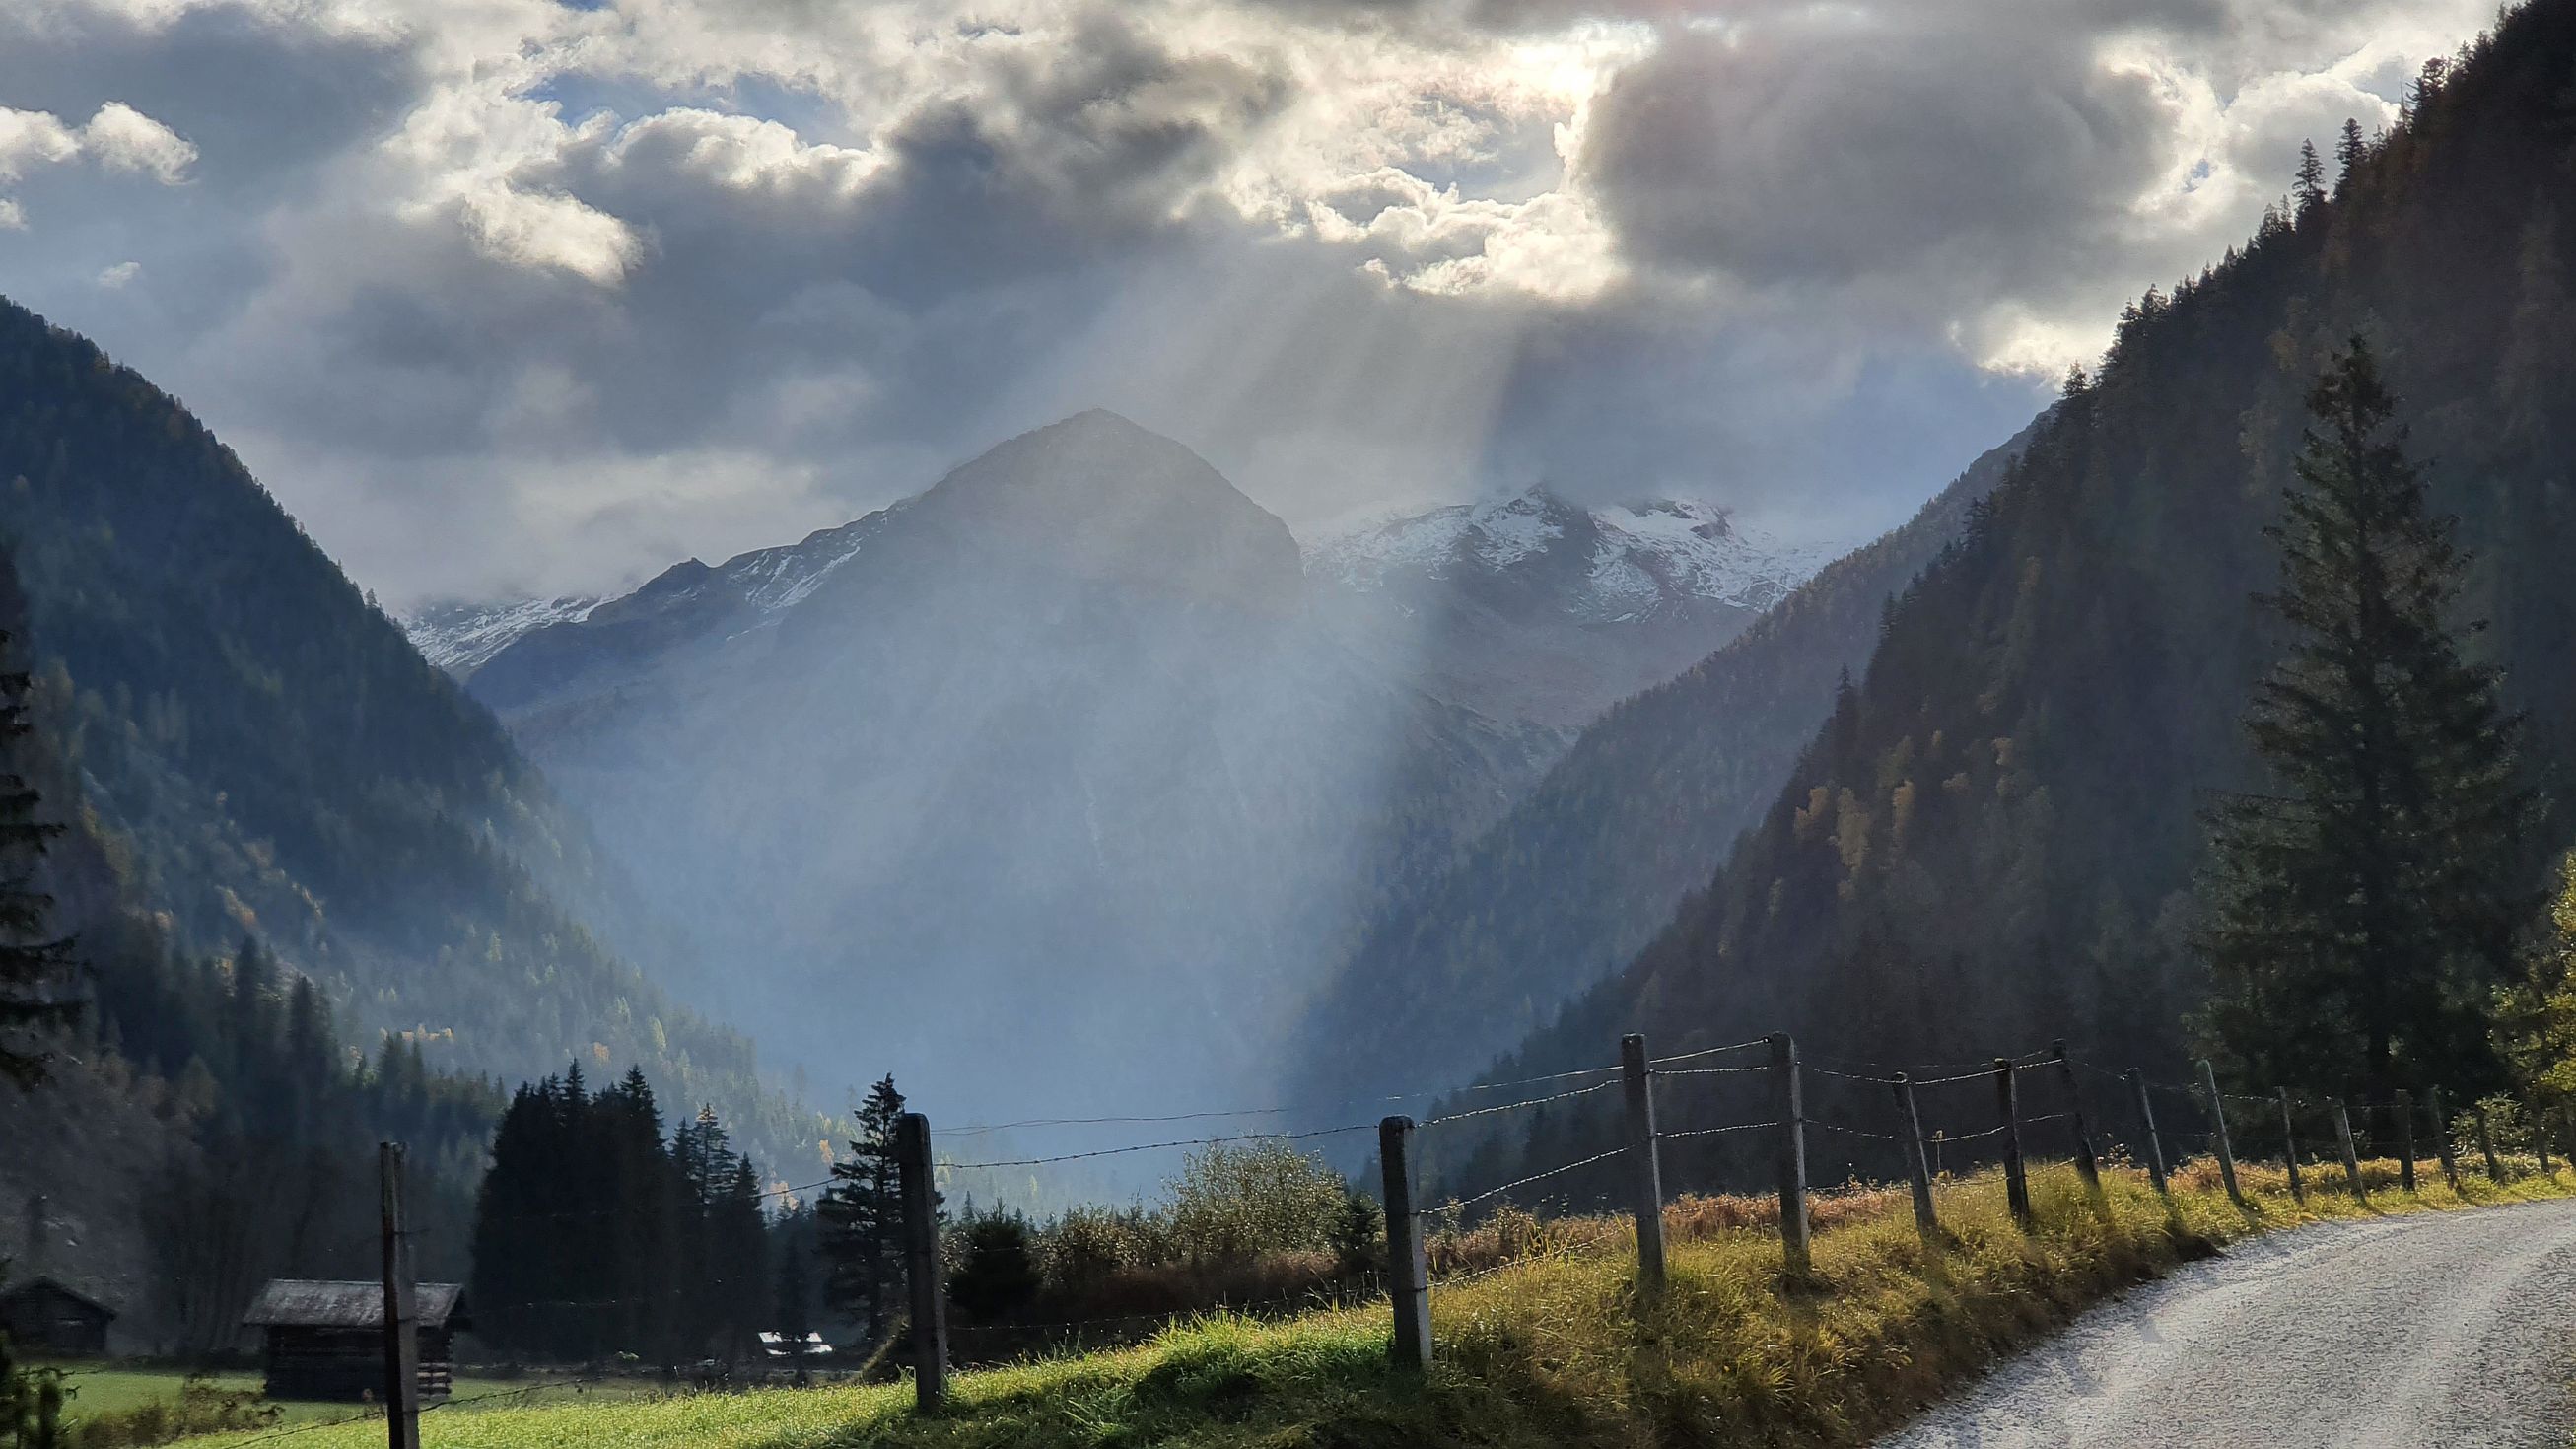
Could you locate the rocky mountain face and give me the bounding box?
[424,412,1825,1121]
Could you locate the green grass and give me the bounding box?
[42,1365,660,1432]
[163,1158,2575,1448]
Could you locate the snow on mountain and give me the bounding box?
[404,595,601,676]
[1583,500,1835,618]
[402,514,896,682]
[1303,486,1832,625]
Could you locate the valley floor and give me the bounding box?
[161,1161,2576,1449]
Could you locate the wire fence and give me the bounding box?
[422,1022,2572,1425]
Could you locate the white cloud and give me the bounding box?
[0,107,84,181]
[82,100,197,180]
[0,98,191,225]
[97,259,141,286]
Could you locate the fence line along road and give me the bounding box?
[399,1022,2576,1427]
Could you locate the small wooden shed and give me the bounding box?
[0,1278,115,1356]
[243,1280,466,1402]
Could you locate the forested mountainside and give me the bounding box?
[1470,0,2576,1194]
[1288,426,2030,1110]
[0,298,827,1174]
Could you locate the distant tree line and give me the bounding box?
[468,1066,769,1366]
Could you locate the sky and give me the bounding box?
[0,0,2494,607]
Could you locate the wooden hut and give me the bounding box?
[242,1280,465,1402]
[0,1278,114,1356]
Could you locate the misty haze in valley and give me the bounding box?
[410,409,1833,1132]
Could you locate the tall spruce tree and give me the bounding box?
[0,603,78,1086]
[816,1075,909,1340]
[2294,138,2329,214]
[711,1155,770,1364]
[2197,337,2541,1101]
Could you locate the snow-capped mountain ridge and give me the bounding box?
[1303,486,1831,625]
[406,594,602,676]
[402,512,901,678]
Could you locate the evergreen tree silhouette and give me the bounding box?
[2197,338,2541,1101]
[817,1075,913,1340]
[0,562,79,1086]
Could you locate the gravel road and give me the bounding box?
[1880,1197,2576,1448]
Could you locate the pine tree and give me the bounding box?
[2294,139,2329,215]
[771,1217,814,1363]
[671,1105,735,1361]
[711,1155,769,1364]
[2334,118,2367,190]
[2196,338,2541,1101]
[595,1069,676,1364]
[0,610,78,1086]
[816,1075,910,1340]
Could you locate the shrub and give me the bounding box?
[1328,1190,1382,1276]
[949,1211,1042,1323]
[1166,1141,1351,1263]
[1038,1204,1136,1293]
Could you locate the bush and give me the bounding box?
[2455,1094,2533,1159]
[1328,1190,1382,1276]
[949,1210,1042,1324]
[1167,1141,1350,1263]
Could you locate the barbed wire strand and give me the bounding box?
[1432,1145,1633,1216]
[1647,1036,1775,1067]
[942,1063,1625,1138]
[1659,1120,1782,1142]
[1419,1079,1617,1128]
[946,1123,1376,1171]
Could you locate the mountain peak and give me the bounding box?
[908,410,1303,615]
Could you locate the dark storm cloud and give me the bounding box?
[1582,19,2173,294]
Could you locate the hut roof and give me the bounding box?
[243,1280,463,1329]
[0,1277,116,1320]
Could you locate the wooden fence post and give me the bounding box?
[2051,1042,2101,1199]
[2196,1061,2245,1208]
[2395,1089,2417,1193]
[2428,1086,2461,1192]
[1380,1116,1431,1370]
[2474,1104,2504,1183]
[2277,1089,2304,1204]
[1771,1034,1811,1274]
[2332,1100,2365,1202]
[897,1113,948,1412]
[1995,1060,2032,1227]
[2127,1070,2169,1196]
[1894,1074,1939,1241]
[379,1142,421,1449]
[2536,1112,2551,1177]
[1621,1035,1667,1299]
